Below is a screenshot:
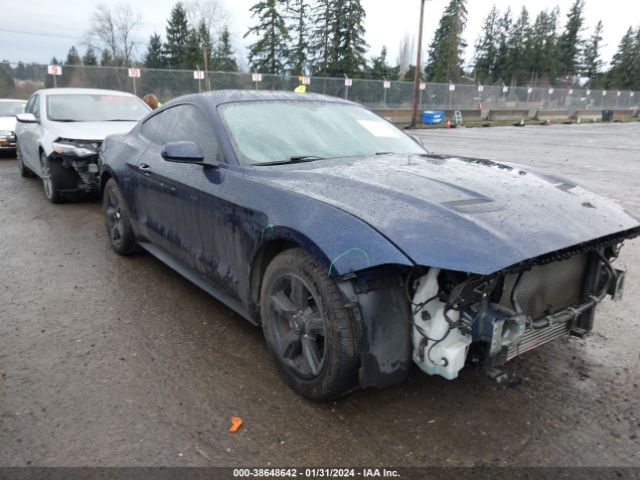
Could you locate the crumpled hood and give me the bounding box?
[0,116,17,132]
[261,155,639,274]
[47,121,138,141]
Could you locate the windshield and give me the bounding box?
[47,94,150,122]
[0,101,26,116]
[219,101,425,165]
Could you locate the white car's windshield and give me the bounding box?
[219,101,425,165]
[0,101,25,116]
[47,94,149,122]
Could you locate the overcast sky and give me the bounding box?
[1,0,638,71]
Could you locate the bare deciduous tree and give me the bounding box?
[185,0,230,41]
[397,34,415,78]
[88,3,142,65]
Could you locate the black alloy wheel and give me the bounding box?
[260,248,359,401]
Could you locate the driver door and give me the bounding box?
[134,104,222,277]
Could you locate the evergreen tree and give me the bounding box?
[425,0,468,83]
[197,20,214,67]
[633,28,640,90]
[581,21,603,85]
[65,46,81,65]
[0,62,14,97]
[326,0,367,77]
[557,0,585,79]
[492,8,512,83]
[83,46,98,66]
[184,27,202,68]
[402,65,424,82]
[244,0,289,74]
[523,7,560,85]
[212,27,238,72]
[607,27,637,89]
[309,0,333,75]
[165,2,191,68]
[144,33,166,68]
[15,61,27,80]
[473,6,499,84]
[507,7,531,85]
[100,50,113,66]
[286,0,310,75]
[367,46,398,80]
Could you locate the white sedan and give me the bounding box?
[0,99,26,152]
[15,88,150,203]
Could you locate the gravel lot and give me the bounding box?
[1,122,639,467]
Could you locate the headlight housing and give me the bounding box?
[0,130,13,136]
[52,139,99,157]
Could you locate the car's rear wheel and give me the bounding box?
[260,248,359,401]
[16,141,35,178]
[103,178,139,255]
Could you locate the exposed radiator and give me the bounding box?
[499,253,588,320]
[499,253,587,361]
[507,322,570,361]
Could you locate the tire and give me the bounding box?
[40,152,64,203]
[260,248,360,401]
[16,141,35,178]
[103,178,139,255]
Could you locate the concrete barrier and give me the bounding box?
[486,109,530,121]
[571,109,601,122]
[373,107,637,126]
[612,109,636,122]
[372,108,413,125]
[535,109,571,122]
[444,109,484,122]
[373,108,485,125]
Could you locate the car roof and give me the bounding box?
[34,88,139,98]
[165,90,354,109]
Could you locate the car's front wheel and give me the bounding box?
[260,248,360,401]
[103,178,139,255]
[40,152,64,203]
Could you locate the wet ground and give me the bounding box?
[0,122,639,467]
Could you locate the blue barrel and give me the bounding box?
[422,111,445,124]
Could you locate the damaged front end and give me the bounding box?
[338,230,634,389]
[50,138,102,193]
[410,239,628,381]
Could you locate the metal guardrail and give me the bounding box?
[6,63,640,110]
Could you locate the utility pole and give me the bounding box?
[411,0,426,127]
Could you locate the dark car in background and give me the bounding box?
[99,91,638,401]
[0,99,26,152]
[15,88,150,202]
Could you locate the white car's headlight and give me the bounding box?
[52,141,98,157]
[0,130,13,136]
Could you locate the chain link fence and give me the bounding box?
[5,63,640,111]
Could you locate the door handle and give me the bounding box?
[139,163,152,176]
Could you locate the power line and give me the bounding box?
[0,28,84,41]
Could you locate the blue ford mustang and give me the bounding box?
[99,91,639,401]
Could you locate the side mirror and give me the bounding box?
[409,134,423,147]
[16,113,38,123]
[161,141,204,164]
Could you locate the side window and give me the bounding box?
[141,112,165,144]
[31,95,41,119]
[142,104,219,161]
[25,95,36,114]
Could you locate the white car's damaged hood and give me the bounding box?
[47,121,138,141]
